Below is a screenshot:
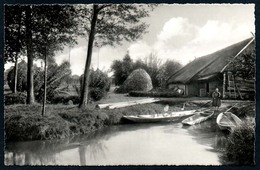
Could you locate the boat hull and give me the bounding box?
[216,112,242,131]
[182,111,214,126]
[123,110,196,123]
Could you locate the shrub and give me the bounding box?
[80,69,111,101]
[229,105,255,118]
[222,119,255,165]
[89,88,105,101]
[5,113,70,141]
[4,92,27,105]
[88,69,110,90]
[51,95,80,104]
[35,61,72,103]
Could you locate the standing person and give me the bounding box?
[212,88,221,111]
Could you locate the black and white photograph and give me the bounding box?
[3,3,256,166]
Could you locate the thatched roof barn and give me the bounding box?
[167,37,255,99]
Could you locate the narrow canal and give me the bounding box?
[5,119,228,166]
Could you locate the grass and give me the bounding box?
[5,92,255,146]
[5,102,190,141]
[5,98,215,142]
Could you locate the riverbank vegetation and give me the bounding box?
[5,102,187,141]
[222,117,255,165]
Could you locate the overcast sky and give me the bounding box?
[6,4,255,76]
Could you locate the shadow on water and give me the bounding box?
[5,123,164,165]
[181,118,230,163]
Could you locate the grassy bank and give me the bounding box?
[5,100,255,144]
[5,102,191,141]
[5,104,108,141]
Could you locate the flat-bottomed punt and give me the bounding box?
[123,110,196,123]
[216,112,242,131]
[182,110,214,125]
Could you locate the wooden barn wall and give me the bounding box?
[186,82,199,96]
[168,84,185,90]
[168,76,223,97]
[188,77,222,97]
[209,79,223,95]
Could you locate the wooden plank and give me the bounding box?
[96,98,157,109]
[108,99,160,109]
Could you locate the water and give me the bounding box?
[5,120,228,166]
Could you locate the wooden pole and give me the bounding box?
[222,72,226,98]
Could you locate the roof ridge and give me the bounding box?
[167,37,254,84]
[220,37,255,73]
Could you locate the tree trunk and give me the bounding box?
[25,5,35,104]
[78,146,86,166]
[13,7,22,94]
[42,47,47,116]
[79,5,99,108]
[13,54,18,93]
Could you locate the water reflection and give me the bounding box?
[5,121,227,166]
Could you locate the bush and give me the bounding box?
[4,92,27,105]
[5,113,70,141]
[80,69,110,101]
[222,119,255,165]
[129,90,182,97]
[89,88,105,101]
[229,105,255,118]
[88,69,110,90]
[51,95,80,104]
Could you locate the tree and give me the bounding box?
[7,60,27,92]
[25,5,35,104]
[158,60,182,88]
[6,60,72,103]
[30,5,79,115]
[143,53,163,87]
[228,46,255,80]
[4,5,25,93]
[5,5,80,107]
[111,52,133,85]
[78,4,153,108]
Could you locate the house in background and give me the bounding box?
[167,37,255,99]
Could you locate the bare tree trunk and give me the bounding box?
[25,5,35,104]
[13,7,22,94]
[79,5,99,109]
[13,54,18,93]
[78,146,86,166]
[42,47,47,116]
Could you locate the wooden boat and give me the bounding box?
[182,110,214,125]
[122,110,196,123]
[216,112,242,131]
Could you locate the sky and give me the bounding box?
[5,4,255,76]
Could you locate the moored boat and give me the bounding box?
[122,110,196,123]
[216,112,242,131]
[182,110,214,125]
